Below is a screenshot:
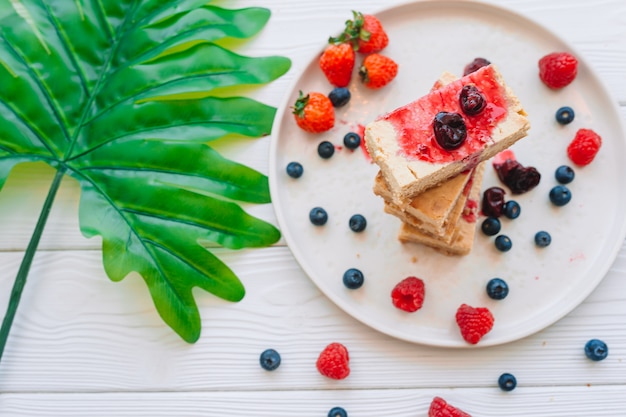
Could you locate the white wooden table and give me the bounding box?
[1,0,625,415]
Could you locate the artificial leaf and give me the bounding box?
[0,0,290,345]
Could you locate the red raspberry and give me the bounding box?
[316,342,350,380]
[455,304,494,345]
[391,276,425,312]
[428,397,472,417]
[538,52,578,89]
[567,128,602,166]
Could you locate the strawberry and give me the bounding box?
[428,397,472,417]
[292,91,334,133]
[391,276,425,312]
[538,52,578,89]
[567,128,602,166]
[319,42,355,87]
[359,54,398,89]
[332,11,389,53]
[316,342,350,380]
[455,304,494,345]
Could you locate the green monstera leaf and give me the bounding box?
[0,0,291,356]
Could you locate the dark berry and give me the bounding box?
[495,235,512,252]
[318,141,335,159]
[486,278,509,300]
[481,217,501,236]
[463,57,491,75]
[503,200,521,219]
[433,112,467,150]
[555,165,575,184]
[534,231,551,247]
[328,407,348,417]
[498,373,517,391]
[343,268,364,289]
[349,214,367,232]
[286,161,303,178]
[549,185,572,206]
[459,85,486,116]
[482,187,506,217]
[259,348,281,371]
[494,159,541,194]
[309,207,328,226]
[343,132,361,149]
[584,339,609,361]
[328,87,351,107]
[555,106,575,125]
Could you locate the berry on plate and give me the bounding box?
[343,132,361,149]
[567,128,602,166]
[343,268,364,290]
[309,207,328,226]
[534,231,552,248]
[481,217,501,236]
[428,396,472,417]
[502,200,521,219]
[555,165,575,184]
[259,348,281,371]
[455,304,494,344]
[320,42,355,87]
[391,276,425,313]
[318,141,335,159]
[555,106,575,125]
[549,185,572,207]
[486,278,509,300]
[292,91,335,133]
[538,52,578,89]
[495,235,512,252]
[481,187,506,217]
[328,87,351,107]
[286,161,303,178]
[316,342,350,380]
[348,214,367,232]
[359,53,398,89]
[332,11,389,53]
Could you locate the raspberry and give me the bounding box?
[316,343,350,380]
[391,276,425,312]
[428,397,472,417]
[567,128,602,166]
[455,304,494,344]
[538,52,578,89]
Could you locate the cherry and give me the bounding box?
[482,187,506,217]
[433,112,467,150]
[463,57,491,76]
[494,159,541,194]
[460,85,486,116]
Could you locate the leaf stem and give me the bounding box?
[0,165,67,364]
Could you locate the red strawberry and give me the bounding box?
[319,42,355,87]
[359,54,398,89]
[292,91,334,133]
[538,52,578,89]
[455,304,494,344]
[391,276,425,312]
[567,128,602,166]
[428,397,472,417]
[332,11,389,53]
[316,342,350,380]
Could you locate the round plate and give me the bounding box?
[268,0,626,347]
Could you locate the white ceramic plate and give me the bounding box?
[269,0,626,347]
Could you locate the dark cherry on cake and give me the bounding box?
[433,112,467,150]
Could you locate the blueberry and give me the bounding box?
[555,106,575,125]
[481,217,501,236]
[349,214,367,232]
[584,339,608,361]
[343,132,361,149]
[328,407,348,417]
[555,165,575,184]
[498,373,517,391]
[503,200,521,219]
[495,235,512,252]
[486,278,509,300]
[285,161,303,178]
[318,141,335,159]
[549,185,572,206]
[534,231,551,247]
[259,348,281,371]
[309,207,328,226]
[343,268,364,289]
[328,87,351,107]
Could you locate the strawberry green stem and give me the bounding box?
[0,165,66,365]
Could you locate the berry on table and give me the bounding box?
[463,57,491,75]
[498,373,517,391]
[286,161,303,178]
[481,217,501,236]
[259,348,281,371]
[555,165,575,184]
[534,231,552,248]
[309,207,328,226]
[359,53,398,89]
[328,407,348,417]
[455,304,495,345]
[567,128,602,166]
[292,91,335,133]
[316,342,350,380]
[391,276,425,313]
[495,235,512,252]
[331,11,389,54]
[343,132,361,149]
[538,52,578,89]
[318,141,335,159]
[555,106,575,124]
[486,278,509,300]
[482,187,506,217]
[503,200,521,219]
[319,42,355,88]
[428,396,471,417]
[349,214,367,232]
[343,268,364,290]
[329,87,351,107]
[584,339,608,361]
[549,185,572,206]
